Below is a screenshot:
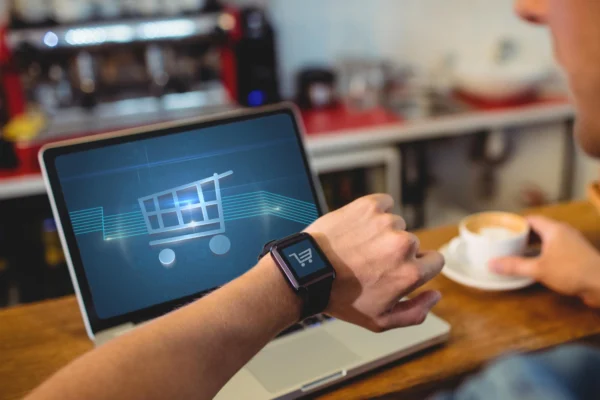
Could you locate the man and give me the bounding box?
[490,0,600,307]
[437,1,600,398]
[25,0,600,399]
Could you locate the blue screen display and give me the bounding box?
[281,240,327,279]
[55,113,320,320]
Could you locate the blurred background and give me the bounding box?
[0,0,597,308]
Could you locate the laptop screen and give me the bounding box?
[52,111,321,322]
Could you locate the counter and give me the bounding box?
[1,200,599,400]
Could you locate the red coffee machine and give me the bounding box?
[0,1,281,175]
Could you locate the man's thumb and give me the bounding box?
[526,216,560,241]
[489,256,538,278]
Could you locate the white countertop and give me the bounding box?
[305,101,575,155]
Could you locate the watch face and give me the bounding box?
[279,236,333,283]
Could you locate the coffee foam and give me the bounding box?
[463,212,528,235]
[479,226,520,240]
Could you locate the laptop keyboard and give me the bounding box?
[276,314,334,339]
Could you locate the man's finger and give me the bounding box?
[392,214,408,232]
[364,193,395,213]
[415,250,445,283]
[378,290,441,330]
[526,216,561,241]
[489,256,539,278]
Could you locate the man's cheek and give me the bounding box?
[574,117,600,158]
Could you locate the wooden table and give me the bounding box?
[1,201,600,400]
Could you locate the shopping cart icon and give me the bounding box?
[289,249,313,267]
[138,170,233,267]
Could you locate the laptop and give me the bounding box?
[39,104,450,399]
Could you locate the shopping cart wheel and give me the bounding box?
[209,235,231,255]
[159,248,176,268]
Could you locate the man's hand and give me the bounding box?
[489,216,600,307]
[305,194,444,333]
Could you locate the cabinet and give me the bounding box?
[310,147,401,214]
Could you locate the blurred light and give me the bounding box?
[65,28,107,46]
[65,30,76,45]
[248,90,265,107]
[106,25,135,43]
[43,31,59,48]
[140,20,196,40]
[61,19,199,47]
[64,25,134,46]
[218,13,236,31]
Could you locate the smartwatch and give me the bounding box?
[259,233,336,320]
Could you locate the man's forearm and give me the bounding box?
[27,195,444,400]
[27,257,300,400]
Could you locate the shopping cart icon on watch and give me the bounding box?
[289,249,313,267]
[138,170,233,267]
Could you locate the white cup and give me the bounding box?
[452,212,530,276]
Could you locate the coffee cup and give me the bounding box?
[450,212,530,276]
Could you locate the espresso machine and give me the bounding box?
[1,1,281,170]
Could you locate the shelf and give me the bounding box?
[304,100,575,155]
[0,100,576,201]
[7,13,228,50]
[0,174,46,200]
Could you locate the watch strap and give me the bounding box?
[300,276,333,320]
[258,240,277,261]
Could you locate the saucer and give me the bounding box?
[439,238,535,292]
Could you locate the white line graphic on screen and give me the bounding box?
[69,192,320,252]
[138,171,233,267]
[289,249,313,267]
[70,192,318,239]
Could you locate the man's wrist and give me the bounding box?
[258,232,336,321]
[254,255,303,329]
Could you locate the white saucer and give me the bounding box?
[439,238,535,292]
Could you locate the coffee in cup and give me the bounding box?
[452,212,530,276]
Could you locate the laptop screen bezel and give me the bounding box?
[41,106,324,335]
